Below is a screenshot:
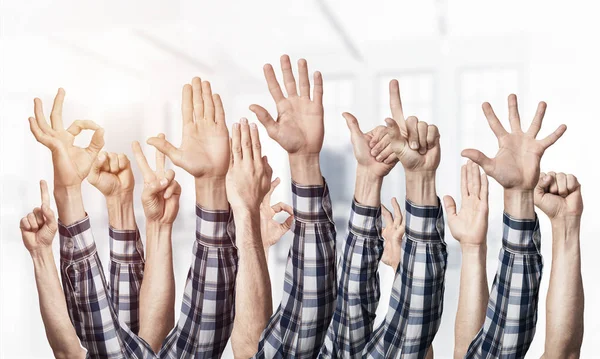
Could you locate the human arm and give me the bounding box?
[536,172,584,359]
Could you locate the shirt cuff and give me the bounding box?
[195,205,236,248]
[348,199,382,239]
[291,178,334,224]
[502,212,541,255]
[109,227,144,264]
[404,198,445,244]
[59,216,97,263]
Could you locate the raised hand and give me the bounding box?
[344,112,397,177]
[461,94,567,190]
[20,180,58,255]
[369,80,440,173]
[132,134,181,224]
[534,172,583,219]
[226,119,272,212]
[28,88,105,188]
[250,55,324,157]
[88,152,134,198]
[443,161,489,246]
[380,197,405,271]
[147,78,230,179]
[260,178,294,249]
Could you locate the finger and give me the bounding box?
[20,217,31,231]
[108,152,119,173]
[526,101,547,137]
[191,78,203,122]
[33,207,44,228]
[376,145,394,163]
[282,214,294,230]
[41,203,57,230]
[384,117,408,154]
[368,126,387,148]
[313,71,323,104]
[164,179,181,199]
[240,118,252,160]
[28,213,39,231]
[250,122,262,163]
[482,102,508,138]
[33,98,53,134]
[370,134,391,157]
[472,161,482,198]
[391,197,402,224]
[443,195,457,217]
[547,171,558,194]
[263,156,273,179]
[249,104,278,137]
[89,153,106,183]
[164,169,175,183]
[131,141,155,180]
[566,174,579,192]
[202,81,215,122]
[461,164,469,198]
[280,54,298,97]
[461,149,494,174]
[39,180,50,207]
[86,128,105,155]
[213,94,226,126]
[155,133,166,177]
[426,125,440,150]
[417,121,428,154]
[28,117,53,147]
[66,119,100,136]
[298,58,310,98]
[406,116,420,150]
[343,112,362,137]
[147,135,180,164]
[381,204,394,228]
[383,152,397,165]
[263,63,285,103]
[272,202,294,216]
[480,173,489,202]
[231,123,242,162]
[118,153,130,170]
[534,173,552,202]
[467,160,475,196]
[389,79,405,122]
[539,124,567,149]
[556,172,568,197]
[50,88,65,130]
[267,177,281,199]
[507,94,522,132]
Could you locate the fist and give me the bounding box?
[534,172,583,219]
[88,152,134,198]
[226,119,272,211]
[20,180,58,255]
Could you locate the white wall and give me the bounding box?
[1,1,599,358]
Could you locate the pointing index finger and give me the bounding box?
[40,180,50,207]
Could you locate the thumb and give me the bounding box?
[461,149,493,173]
[249,104,278,137]
[86,128,105,155]
[147,137,180,163]
[443,195,457,217]
[384,117,407,152]
[534,173,552,204]
[89,153,107,181]
[342,112,362,137]
[381,204,394,228]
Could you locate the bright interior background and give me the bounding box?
[1,1,599,358]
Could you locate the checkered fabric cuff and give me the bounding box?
[109,227,144,263]
[348,199,382,239]
[404,198,445,243]
[59,216,97,263]
[292,178,334,223]
[502,213,541,255]
[195,205,236,248]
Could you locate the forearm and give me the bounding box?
[543,218,583,358]
[106,194,137,230]
[54,185,86,225]
[138,221,175,353]
[289,153,323,186]
[32,249,85,359]
[454,244,488,359]
[354,166,383,207]
[196,177,229,210]
[405,171,437,206]
[231,211,272,358]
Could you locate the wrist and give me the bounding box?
[30,246,54,264]
[354,166,383,207]
[405,171,437,206]
[53,185,86,226]
[195,176,229,210]
[504,189,535,220]
[289,153,323,186]
[233,210,262,248]
[460,242,487,256]
[106,194,136,230]
[146,220,173,235]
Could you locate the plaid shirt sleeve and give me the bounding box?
[59,216,156,359]
[108,227,145,334]
[363,199,447,359]
[254,180,337,359]
[159,206,238,359]
[465,213,543,359]
[319,200,384,358]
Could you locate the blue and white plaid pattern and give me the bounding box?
[159,206,238,359]
[319,200,384,358]
[108,227,145,334]
[254,180,337,359]
[362,199,447,359]
[465,213,542,359]
[60,217,156,359]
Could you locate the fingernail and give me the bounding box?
[411,142,418,150]
[160,178,168,186]
[233,123,239,128]
[241,118,248,124]
[98,154,106,161]
[250,123,257,129]
[376,156,381,161]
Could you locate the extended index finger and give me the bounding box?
[131,141,155,180]
[155,133,166,177]
[39,180,50,207]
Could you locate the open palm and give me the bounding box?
[462,94,567,190]
[250,55,324,156]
